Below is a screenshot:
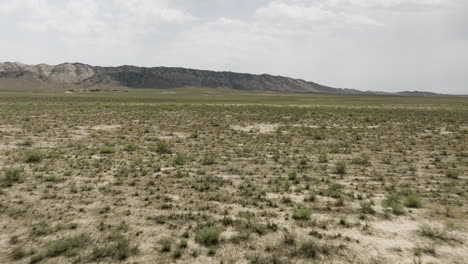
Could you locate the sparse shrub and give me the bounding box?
[173,248,182,259]
[160,238,172,252]
[288,171,297,181]
[383,194,405,215]
[252,222,268,235]
[29,254,44,264]
[25,149,44,163]
[404,195,422,208]
[352,154,370,166]
[173,153,188,165]
[11,246,26,260]
[446,169,461,179]
[179,239,188,249]
[125,142,138,152]
[208,247,217,256]
[190,131,199,138]
[335,196,345,206]
[18,139,33,147]
[334,162,347,175]
[360,201,376,215]
[100,145,115,154]
[90,232,137,261]
[43,174,59,182]
[248,254,289,264]
[382,156,392,164]
[390,202,405,215]
[31,221,51,236]
[306,193,317,202]
[313,132,325,140]
[292,208,312,221]
[201,152,217,165]
[283,232,296,245]
[2,167,24,187]
[318,153,328,163]
[339,217,348,226]
[156,141,172,154]
[297,240,331,259]
[44,234,89,258]
[419,225,448,241]
[195,225,223,246]
[413,245,436,257]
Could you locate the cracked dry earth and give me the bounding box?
[0,92,467,264]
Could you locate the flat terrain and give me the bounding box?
[0,89,467,264]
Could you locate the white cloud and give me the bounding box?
[2,0,196,36]
[17,0,105,35]
[0,0,466,93]
[255,1,380,29]
[328,0,444,7]
[0,0,21,14]
[113,0,196,35]
[324,0,454,11]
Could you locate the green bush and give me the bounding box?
[404,195,422,208]
[179,239,188,249]
[334,162,347,175]
[44,234,89,258]
[3,167,23,186]
[25,149,45,163]
[100,145,116,154]
[360,202,376,214]
[156,141,172,154]
[125,142,138,152]
[10,246,26,260]
[288,171,297,181]
[252,222,268,235]
[292,208,312,221]
[297,240,331,259]
[173,154,188,165]
[318,153,328,163]
[351,154,370,166]
[446,169,461,179]
[173,248,182,259]
[313,132,325,140]
[195,226,223,246]
[419,225,448,241]
[90,232,137,261]
[383,194,405,215]
[160,238,172,252]
[201,152,217,165]
[298,241,319,259]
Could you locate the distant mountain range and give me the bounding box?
[0,62,452,96]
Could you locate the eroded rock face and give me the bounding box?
[0,62,357,93]
[48,63,95,83]
[0,62,95,84]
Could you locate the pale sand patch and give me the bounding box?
[0,125,21,133]
[265,192,305,203]
[157,131,190,140]
[231,123,279,134]
[341,218,468,264]
[0,140,17,150]
[91,124,121,130]
[71,124,120,139]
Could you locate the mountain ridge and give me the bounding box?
[0,61,367,94]
[0,62,453,96]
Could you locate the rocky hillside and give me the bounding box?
[0,62,364,93]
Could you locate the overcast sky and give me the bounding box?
[1,0,467,93]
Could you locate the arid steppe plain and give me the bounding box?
[0,89,467,264]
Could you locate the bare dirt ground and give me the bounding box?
[0,91,466,264]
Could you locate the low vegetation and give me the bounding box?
[0,89,466,263]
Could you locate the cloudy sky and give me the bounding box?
[1,0,467,93]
